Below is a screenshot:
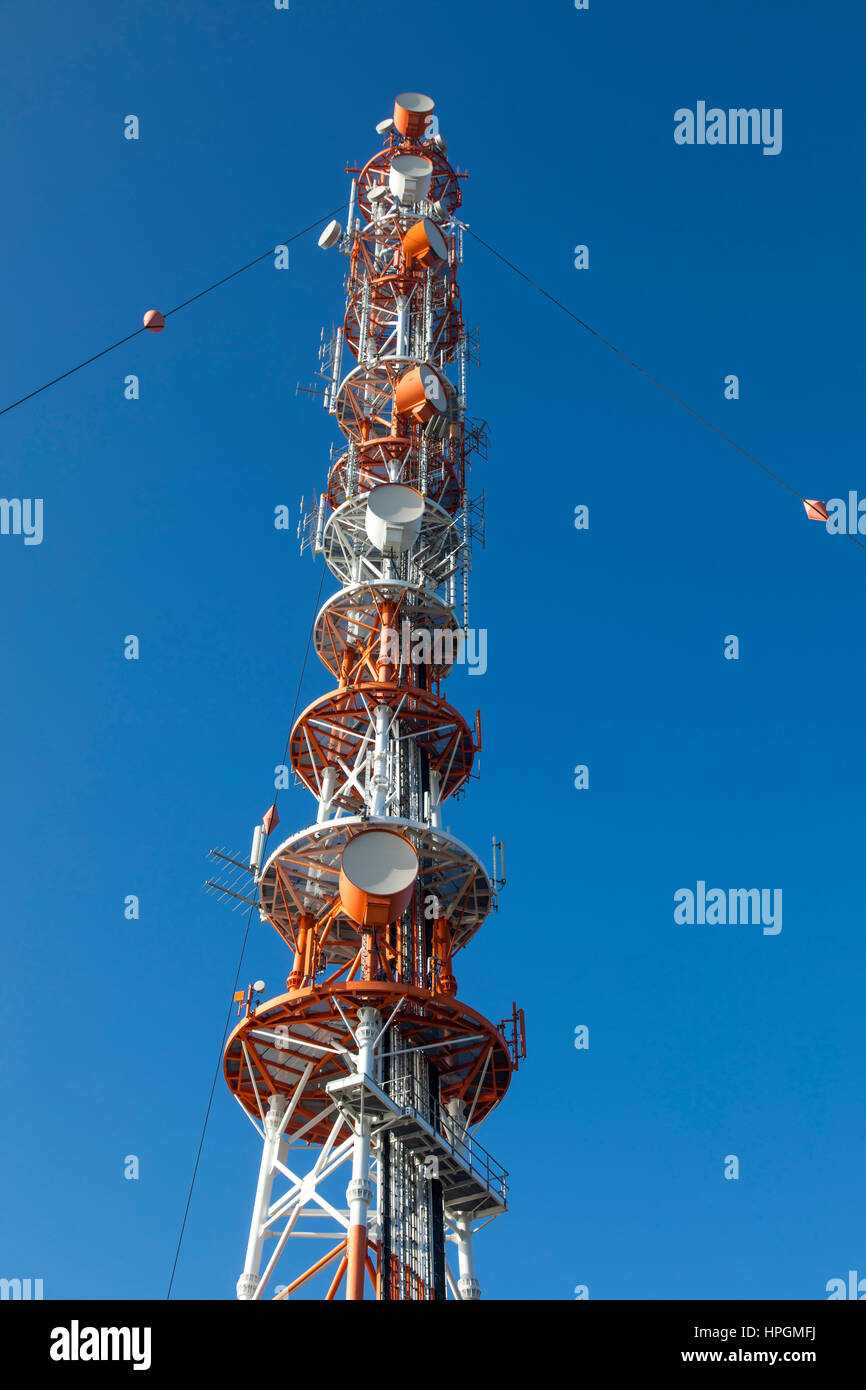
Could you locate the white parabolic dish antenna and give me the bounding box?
[339,830,419,925]
[341,831,418,898]
[365,483,425,553]
[318,219,342,249]
[388,155,433,203]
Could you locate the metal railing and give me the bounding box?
[380,1073,508,1203]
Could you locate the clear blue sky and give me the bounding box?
[2,0,864,1301]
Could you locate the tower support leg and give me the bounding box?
[445,1097,481,1300]
[345,1006,380,1300]
[346,1117,373,1299]
[236,1093,288,1300]
[454,1213,481,1301]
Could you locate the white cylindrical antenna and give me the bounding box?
[376,117,395,135]
[329,327,345,414]
[314,494,327,552]
[250,824,265,874]
[492,836,506,888]
[428,770,442,829]
[345,439,358,498]
[395,296,408,357]
[347,178,357,236]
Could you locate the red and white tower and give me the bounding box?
[218,92,525,1301]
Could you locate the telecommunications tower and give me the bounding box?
[212,91,525,1301]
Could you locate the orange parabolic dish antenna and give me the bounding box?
[339,829,419,927]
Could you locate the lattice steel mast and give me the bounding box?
[220,92,525,1301]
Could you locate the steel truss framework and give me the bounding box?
[350,140,465,220]
[232,1093,503,1303]
[320,490,461,591]
[313,580,460,685]
[289,680,476,812]
[223,92,524,1302]
[326,437,465,514]
[257,816,493,964]
[342,208,463,364]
